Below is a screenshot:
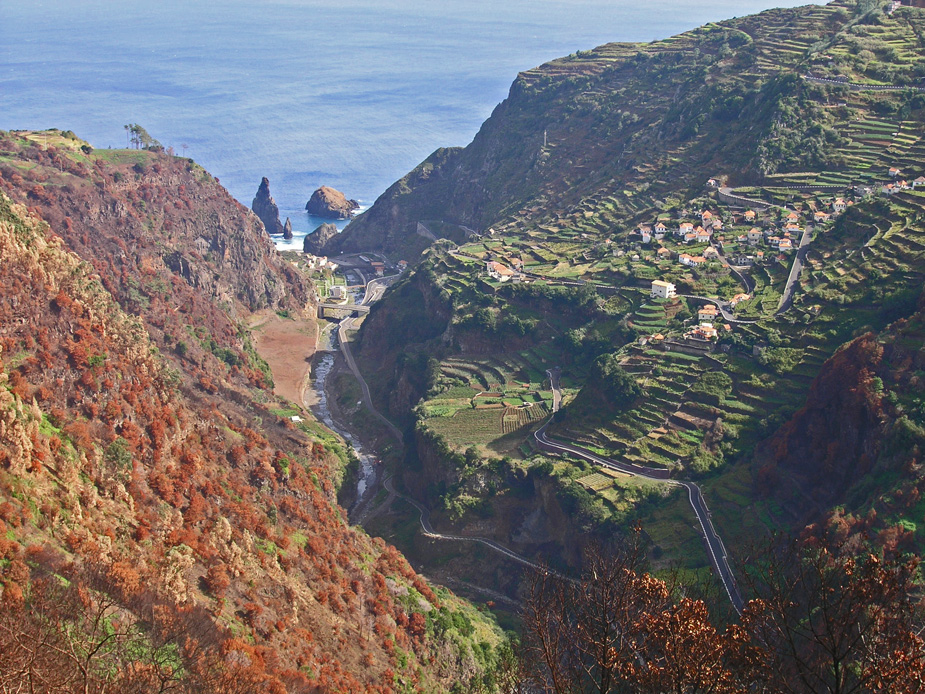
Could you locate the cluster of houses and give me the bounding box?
[304,254,339,272]
[650,279,749,343]
[880,168,925,196]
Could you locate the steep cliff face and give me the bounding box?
[762,303,925,516]
[251,176,285,235]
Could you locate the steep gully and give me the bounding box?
[320,269,744,611]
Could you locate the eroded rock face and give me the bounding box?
[305,186,359,219]
[303,222,339,254]
[252,177,285,235]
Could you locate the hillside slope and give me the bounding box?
[0,132,502,692]
[329,0,925,260]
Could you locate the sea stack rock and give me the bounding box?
[303,222,339,254]
[252,177,285,235]
[283,217,293,240]
[305,186,359,220]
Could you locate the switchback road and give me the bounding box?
[533,420,744,613]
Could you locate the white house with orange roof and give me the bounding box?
[679,253,706,267]
[889,166,902,178]
[744,210,756,222]
[698,304,718,322]
[813,211,830,223]
[831,198,847,212]
[696,228,712,243]
[692,323,718,340]
[913,177,925,189]
[730,293,750,307]
[486,261,516,281]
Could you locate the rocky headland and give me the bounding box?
[304,222,339,254]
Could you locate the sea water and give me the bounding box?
[2,0,818,241]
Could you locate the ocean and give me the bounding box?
[1,0,818,249]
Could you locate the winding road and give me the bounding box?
[776,225,814,315]
[539,369,744,613]
[334,269,549,572]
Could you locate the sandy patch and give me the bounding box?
[251,311,319,407]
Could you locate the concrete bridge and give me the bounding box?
[317,302,370,318]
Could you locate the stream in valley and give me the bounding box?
[307,352,378,512]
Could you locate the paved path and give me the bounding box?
[802,74,925,92]
[776,225,814,314]
[336,276,404,445]
[383,475,555,574]
[546,367,562,413]
[533,420,744,613]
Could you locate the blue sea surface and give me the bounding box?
[2,0,818,242]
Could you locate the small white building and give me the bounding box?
[651,280,677,300]
[329,285,346,300]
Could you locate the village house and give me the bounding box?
[703,246,719,259]
[831,198,847,212]
[679,253,706,267]
[701,210,713,224]
[654,221,668,235]
[744,210,756,222]
[684,233,697,244]
[813,211,830,223]
[730,293,751,307]
[913,177,925,189]
[778,238,793,251]
[678,222,694,236]
[881,183,897,196]
[747,227,762,245]
[640,229,652,244]
[889,166,902,178]
[657,247,672,260]
[397,260,409,271]
[692,323,718,340]
[696,228,712,244]
[712,219,723,231]
[698,304,718,322]
[371,261,386,277]
[785,211,799,224]
[486,260,516,281]
[651,279,677,299]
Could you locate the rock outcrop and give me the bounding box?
[252,177,285,235]
[305,186,359,219]
[283,217,293,240]
[303,222,339,254]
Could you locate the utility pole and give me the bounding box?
[544,129,548,147]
